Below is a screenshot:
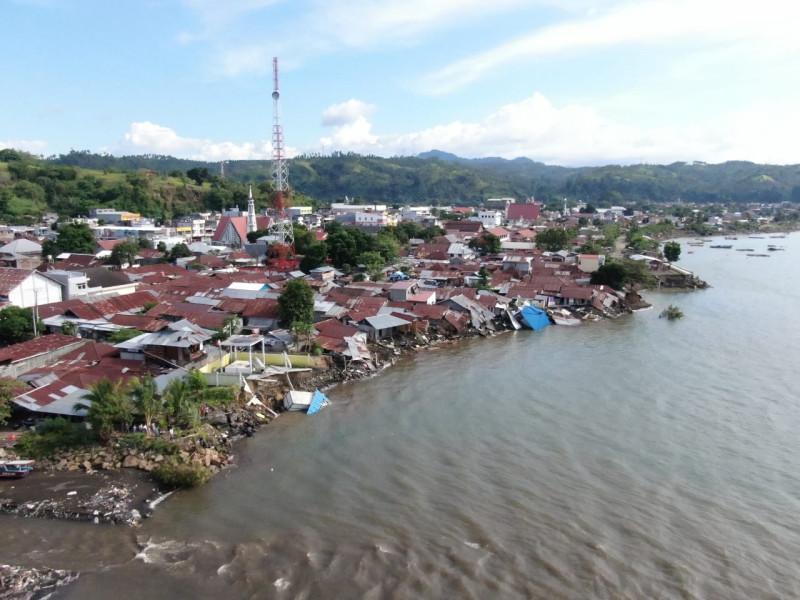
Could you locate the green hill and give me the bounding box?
[1,147,799,225]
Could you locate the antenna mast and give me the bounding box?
[267,56,294,265]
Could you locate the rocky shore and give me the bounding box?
[0,564,78,600]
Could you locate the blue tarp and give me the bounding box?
[307,389,330,415]
[520,306,551,331]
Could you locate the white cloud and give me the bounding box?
[0,139,49,155]
[121,121,272,161]
[420,0,800,95]
[321,99,376,126]
[311,93,800,166]
[307,0,525,49]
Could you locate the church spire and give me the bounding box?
[246,185,257,233]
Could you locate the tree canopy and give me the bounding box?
[0,306,42,346]
[278,278,314,327]
[535,228,575,252]
[663,241,681,263]
[42,222,98,257]
[109,238,140,267]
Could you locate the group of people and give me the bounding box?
[129,422,175,440]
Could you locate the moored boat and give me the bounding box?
[0,459,35,478]
[710,244,732,249]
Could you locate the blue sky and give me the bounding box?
[2,0,799,166]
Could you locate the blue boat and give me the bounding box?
[0,460,35,478]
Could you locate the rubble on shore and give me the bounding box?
[0,564,78,600]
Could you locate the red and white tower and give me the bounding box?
[267,56,294,262]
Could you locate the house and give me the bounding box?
[577,254,604,273]
[388,280,419,302]
[115,319,214,367]
[502,255,533,275]
[0,238,43,269]
[353,313,413,341]
[0,268,62,307]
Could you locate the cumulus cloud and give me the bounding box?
[321,99,376,127]
[121,121,273,161]
[312,93,800,166]
[0,139,49,155]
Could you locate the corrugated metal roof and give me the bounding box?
[0,334,86,364]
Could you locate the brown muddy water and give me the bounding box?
[2,234,799,599]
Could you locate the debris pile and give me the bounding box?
[0,564,78,600]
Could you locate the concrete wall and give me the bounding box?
[0,339,87,378]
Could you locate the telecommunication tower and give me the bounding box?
[267,56,295,266]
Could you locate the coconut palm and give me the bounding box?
[74,377,133,440]
[129,375,160,431]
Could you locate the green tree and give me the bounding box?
[291,320,315,351]
[0,377,24,425]
[48,222,98,255]
[130,375,160,431]
[299,241,328,272]
[247,228,270,243]
[278,277,314,327]
[535,228,575,251]
[292,224,316,255]
[326,229,358,268]
[60,320,77,336]
[74,377,134,440]
[138,237,153,249]
[0,306,42,346]
[590,262,627,289]
[374,233,399,263]
[168,243,193,262]
[469,233,502,254]
[186,167,209,186]
[663,241,681,263]
[359,250,385,281]
[109,238,140,267]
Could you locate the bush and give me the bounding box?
[13,417,94,459]
[152,460,211,488]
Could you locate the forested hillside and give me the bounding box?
[1,147,798,225]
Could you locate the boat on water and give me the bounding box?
[770,235,786,239]
[0,459,35,478]
[747,253,770,257]
[548,308,582,326]
[725,236,738,240]
[687,242,705,247]
[736,248,754,251]
[749,236,765,239]
[767,245,785,251]
[710,244,733,249]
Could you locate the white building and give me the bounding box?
[477,210,502,228]
[0,268,62,307]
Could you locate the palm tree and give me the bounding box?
[163,371,236,429]
[130,375,160,432]
[74,377,133,440]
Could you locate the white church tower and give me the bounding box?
[246,185,257,233]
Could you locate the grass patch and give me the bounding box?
[13,418,94,459]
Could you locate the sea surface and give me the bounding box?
[2,234,800,599]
